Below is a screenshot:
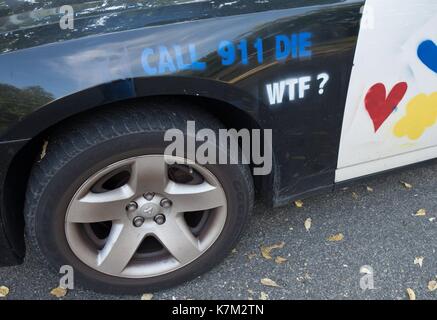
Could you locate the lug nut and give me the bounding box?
[143,192,155,201]
[126,201,138,212]
[160,198,172,208]
[154,214,166,225]
[133,216,145,227]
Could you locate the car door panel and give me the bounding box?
[336,0,437,182]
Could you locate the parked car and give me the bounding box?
[0,0,435,293]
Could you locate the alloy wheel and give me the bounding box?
[65,155,227,278]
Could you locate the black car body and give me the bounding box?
[0,0,365,267]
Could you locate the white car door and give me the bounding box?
[336,0,437,182]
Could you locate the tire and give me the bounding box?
[24,100,254,294]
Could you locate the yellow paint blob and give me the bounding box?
[394,92,437,140]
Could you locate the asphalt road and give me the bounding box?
[1,162,437,300]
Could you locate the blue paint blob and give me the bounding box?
[418,40,437,73]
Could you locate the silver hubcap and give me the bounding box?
[65,155,227,278]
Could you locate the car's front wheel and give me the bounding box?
[24,102,253,293]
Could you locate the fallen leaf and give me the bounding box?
[360,266,372,274]
[247,289,254,295]
[406,288,416,300]
[231,248,238,254]
[40,141,48,160]
[366,186,374,192]
[414,257,424,268]
[429,217,436,222]
[304,218,312,231]
[0,286,9,298]
[415,209,427,217]
[259,292,269,300]
[275,256,287,264]
[327,233,344,242]
[141,293,153,300]
[247,253,257,260]
[294,200,303,208]
[352,192,359,199]
[428,280,437,292]
[260,242,285,260]
[401,181,413,189]
[260,278,280,288]
[50,287,67,298]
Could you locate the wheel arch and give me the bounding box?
[1,76,266,141]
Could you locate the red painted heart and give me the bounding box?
[365,82,408,132]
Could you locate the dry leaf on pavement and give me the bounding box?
[414,257,424,268]
[40,141,48,160]
[352,192,359,199]
[260,278,280,288]
[304,218,312,231]
[259,292,269,300]
[406,288,416,300]
[294,200,303,208]
[275,256,287,264]
[415,209,427,216]
[0,286,9,298]
[141,293,153,300]
[428,280,437,292]
[327,233,344,242]
[247,253,257,260]
[400,181,413,189]
[366,186,374,192]
[50,287,67,298]
[260,242,285,260]
[360,266,372,274]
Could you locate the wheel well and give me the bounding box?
[3,95,271,255]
